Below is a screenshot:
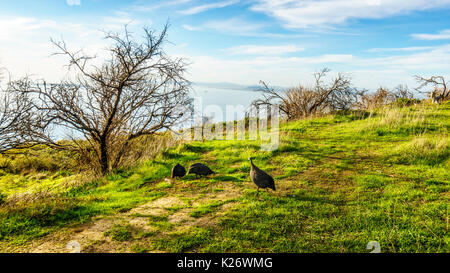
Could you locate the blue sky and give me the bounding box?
[1,0,450,90]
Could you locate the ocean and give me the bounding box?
[190,85,263,123]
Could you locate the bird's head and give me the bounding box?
[248,157,253,161]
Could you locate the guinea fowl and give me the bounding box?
[249,157,276,197]
[187,163,215,177]
[171,164,186,179]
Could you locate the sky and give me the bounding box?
[1,0,450,91]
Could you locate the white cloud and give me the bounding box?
[411,29,450,40]
[182,24,199,31]
[311,54,355,63]
[366,46,434,53]
[176,44,450,89]
[66,0,81,6]
[224,45,305,55]
[364,44,450,70]
[2,12,450,95]
[180,0,239,15]
[182,18,266,36]
[130,0,191,12]
[182,17,305,38]
[250,0,450,29]
[101,11,143,30]
[176,53,356,87]
[0,16,128,82]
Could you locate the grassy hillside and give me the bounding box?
[0,103,448,253]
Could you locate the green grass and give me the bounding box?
[0,103,448,252]
[153,227,214,253]
[105,225,133,242]
[190,200,232,218]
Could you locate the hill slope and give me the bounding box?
[0,103,449,253]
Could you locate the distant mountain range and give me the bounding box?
[193,82,287,92]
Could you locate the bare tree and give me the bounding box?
[0,92,28,153]
[0,70,48,153]
[19,25,192,175]
[354,87,392,110]
[252,68,354,120]
[415,75,449,103]
[392,84,414,100]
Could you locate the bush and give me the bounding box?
[253,68,355,120]
[394,98,422,107]
[356,88,392,110]
[0,145,79,174]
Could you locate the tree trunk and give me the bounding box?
[99,140,108,175]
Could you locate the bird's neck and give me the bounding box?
[250,160,255,168]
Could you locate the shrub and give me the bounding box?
[0,145,79,174]
[394,98,422,107]
[253,68,356,120]
[356,87,393,111]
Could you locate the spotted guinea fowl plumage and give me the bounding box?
[171,163,186,178]
[249,157,275,195]
[187,163,215,177]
